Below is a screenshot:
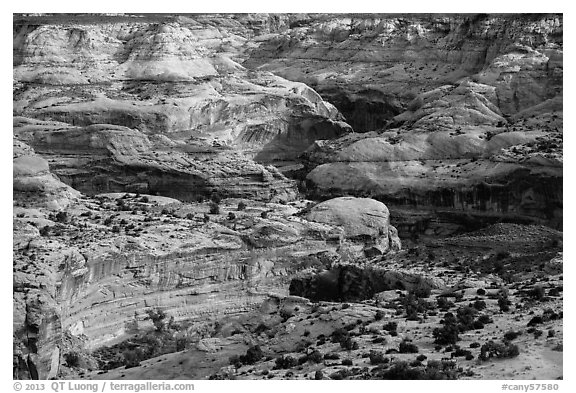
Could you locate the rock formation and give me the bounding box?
[246,13,562,231]
[12,13,562,381]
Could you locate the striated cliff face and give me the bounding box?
[12,14,562,381]
[246,13,562,131]
[13,189,400,378]
[13,15,350,202]
[244,14,562,229]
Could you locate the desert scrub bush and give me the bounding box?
[305,350,323,364]
[374,359,458,380]
[341,358,353,366]
[275,355,298,369]
[145,308,167,332]
[369,350,389,365]
[456,306,478,331]
[39,226,51,236]
[374,310,385,321]
[382,321,398,334]
[330,328,349,343]
[409,278,432,298]
[436,296,454,310]
[399,340,419,353]
[237,201,247,211]
[433,313,459,345]
[64,352,80,367]
[479,341,519,361]
[260,211,269,219]
[329,368,352,380]
[472,300,487,311]
[340,337,359,351]
[498,293,511,312]
[476,314,493,325]
[314,370,324,380]
[241,345,264,365]
[528,285,546,301]
[55,211,68,223]
[209,202,220,215]
[503,331,522,341]
[402,293,432,320]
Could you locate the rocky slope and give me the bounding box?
[13,15,350,201]
[245,14,562,230]
[13,13,562,381]
[13,188,402,379]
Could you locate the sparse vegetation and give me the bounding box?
[479,341,519,361]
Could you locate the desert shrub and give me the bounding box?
[260,211,269,219]
[503,331,521,341]
[209,202,220,215]
[498,293,511,312]
[476,288,486,296]
[382,321,398,333]
[210,193,222,204]
[237,201,247,211]
[374,310,385,321]
[229,355,242,368]
[122,349,142,369]
[203,214,210,223]
[410,278,432,298]
[64,352,80,367]
[306,350,323,364]
[436,296,454,310]
[469,342,481,349]
[472,300,486,311]
[375,360,457,380]
[39,226,50,236]
[329,368,352,380]
[275,355,298,369]
[331,328,349,344]
[402,293,432,320]
[314,370,324,380]
[528,285,546,300]
[416,354,427,362]
[433,316,459,345]
[547,329,555,338]
[452,348,472,358]
[456,306,478,331]
[227,212,236,220]
[145,308,167,332]
[477,314,493,325]
[323,353,340,360]
[399,340,419,353]
[369,350,389,365]
[341,358,353,366]
[340,337,359,351]
[479,341,519,361]
[55,211,68,223]
[240,345,263,365]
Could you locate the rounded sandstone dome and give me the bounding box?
[306,197,390,239]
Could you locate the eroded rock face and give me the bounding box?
[289,263,442,302]
[245,14,562,230]
[13,16,351,202]
[305,197,401,257]
[246,14,562,131]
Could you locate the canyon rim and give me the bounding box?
[12,12,563,381]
